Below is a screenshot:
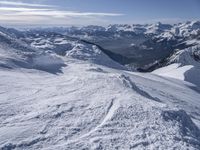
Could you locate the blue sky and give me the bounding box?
[0,0,200,26]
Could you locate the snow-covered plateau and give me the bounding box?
[0,22,200,149]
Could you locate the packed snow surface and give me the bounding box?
[0,58,200,149]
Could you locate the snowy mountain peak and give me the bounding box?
[189,21,200,30]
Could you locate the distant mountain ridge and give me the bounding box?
[0,20,200,72]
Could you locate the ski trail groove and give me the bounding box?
[80,98,119,138]
[66,98,119,145]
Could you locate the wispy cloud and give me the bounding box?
[0,1,124,25]
[6,10,123,17]
[0,1,54,7]
[0,7,52,12]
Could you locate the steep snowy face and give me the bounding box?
[166,46,200,66]
[0,27,35,69]
[145,22,172,34]
[65,43,124,69]
[173,21,200,37]
[153,46,200,87]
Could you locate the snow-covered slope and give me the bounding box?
[0,24,200,149]
[0,28,66,74]
[153,46,200,87]
[1,57,200,150]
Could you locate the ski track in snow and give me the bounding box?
[80,98,119,138]
[65,98,120,145]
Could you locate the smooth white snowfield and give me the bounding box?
[0,58,200,150]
